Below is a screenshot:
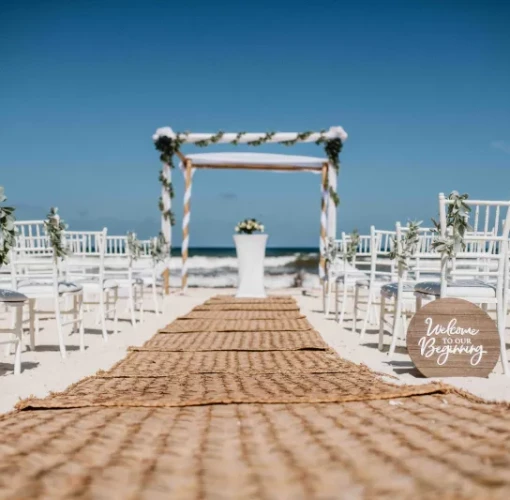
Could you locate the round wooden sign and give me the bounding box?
[406,298,500,378]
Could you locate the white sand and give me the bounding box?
[1,287,509,415]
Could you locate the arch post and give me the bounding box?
[181,159,193,290]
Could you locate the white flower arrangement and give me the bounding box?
[235,218,264,235]
[328,126,348,142]
[152,126,176,142]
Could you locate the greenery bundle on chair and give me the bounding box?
[432,191,471,258]
[44,207,68,261]
[0,186,16,267]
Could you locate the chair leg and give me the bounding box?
[113,288,119,334]
[28,299,36,351]
[496,301,510,376]
[378,295,386,351]
[334,281,339,322]
[360,288,373,342]
[54,296,67,359]
[339,284,348,327]
[353,286,359,334]
[72,294,78,334]
[78,295,85,352]
[388,295,403,360]
[139,285,145,323]
[152,282,159,315]
[13,305,23,375]
[4,309,16,356]
[128,286,137,327]
[99,290,109,342]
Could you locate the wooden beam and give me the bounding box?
[191,163,323,172]
[176,150,187,164]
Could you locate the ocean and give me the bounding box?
[167,247,320,288]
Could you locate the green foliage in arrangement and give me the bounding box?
[235,218,265,235]
[345,229,360,263]
[127,232,142,261]
[324,237,338,265]
[0,186,16,267]
[44,207,68,260]
[150,232,167,263]
[389,221,422,270]
[432,191,471,259]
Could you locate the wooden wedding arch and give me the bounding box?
[153,128,348,290]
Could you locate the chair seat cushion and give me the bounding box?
[74,278,119,291]
[414,279,496,298]
[114,278,144,288]
[17,280,82,297]
[381,282,417,298]
[134,275,163,286]
[336,270,369,284]
[355,277,393,288]
[0,289,28,303]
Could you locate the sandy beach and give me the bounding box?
[2,287,510,416]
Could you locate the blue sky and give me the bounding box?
[1,0,509,247]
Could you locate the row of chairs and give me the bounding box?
[325,194,510,376]
[0,221,166,374]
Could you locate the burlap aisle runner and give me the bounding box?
[159,318,313,333]
[18,372,447,410]
[194,302,300,311]
[179,310,306,320]
[131,330,329,352]
[4,294,510,499]
[4,396,510,499]
[103,350,344,376]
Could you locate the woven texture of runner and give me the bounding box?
[131,329,329,352]
[194,302,300,311]
[102,349,344,376]
[18,372,447,410]
[3,396,510,499]
[4,294,510,498]
[179,310,305,320]
[159,318,313,333]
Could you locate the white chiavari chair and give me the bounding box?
[324,238,344,316]
[0,225,28,374]
[64,229,119,341]
[133,238,164,315]
[378,224,439,357]
[105,235,144,326]
[413,195,510,375]
[11,221,84,358]
[355,227,398,342]
[334,232,372,325]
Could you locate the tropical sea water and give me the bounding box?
[167,247,320,288]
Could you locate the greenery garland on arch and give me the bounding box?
[153,128,344,207]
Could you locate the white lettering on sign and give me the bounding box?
[424,317,479,337]
[418,317,486,366]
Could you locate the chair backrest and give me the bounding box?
[394,223,440,282]
[340,231,371,269]
[11,221,57,287]
[14,221,51,257]
[366,226,398,282]
[64,229,107,281]
[133,238,155,272]
[438,195,510,297]
[104,235,134,279]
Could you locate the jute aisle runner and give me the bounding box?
[2,295,510,499]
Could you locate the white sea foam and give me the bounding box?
[159,252,320,288]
